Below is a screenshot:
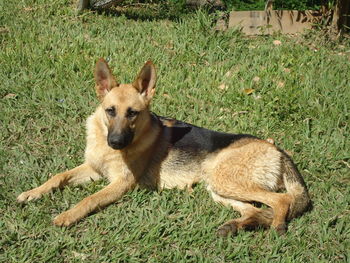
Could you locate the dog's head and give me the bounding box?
[94,59,156,150]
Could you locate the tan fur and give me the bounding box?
[17,59,310,236]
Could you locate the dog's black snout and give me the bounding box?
[107,130,134,150]
[108,135,124,149]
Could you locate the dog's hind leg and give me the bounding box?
[217,207,274,237]
[212,183,291,235]
[17,163,101,202]
[207,141,294,235]
[208,188,273,237]
[53,174,136,226]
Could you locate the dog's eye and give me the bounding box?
[126,108,139,119]
[105,106,116,117]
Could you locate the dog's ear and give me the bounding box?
[94,58,118,100]
[133,61,156,102]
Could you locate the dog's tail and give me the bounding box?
[281,153,312,221]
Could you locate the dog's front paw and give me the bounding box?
[17,189,42,203]
[53,210,80,227]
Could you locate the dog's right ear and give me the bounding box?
[94,58,118,100]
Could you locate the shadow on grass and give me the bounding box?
[90,2,192,21]
[88,1,226,22]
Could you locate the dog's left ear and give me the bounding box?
[133,61,156,102]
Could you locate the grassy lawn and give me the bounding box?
[1,0,350,262]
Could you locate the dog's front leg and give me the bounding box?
[53,174,136,226]
[17,163,100,203]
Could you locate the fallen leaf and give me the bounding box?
[283,68,291,73]
[3,93,17,99]
[252,76,260,83]
[273,40,282,46]
[225,71,232,77]
[84,34,91,41]
[232,110,248,116]
[243,88,255,95]
[72,251,88,260]
[277,81,285,88]
[218,83,228,90]
[253,94,262,100]
[23,7,35,11]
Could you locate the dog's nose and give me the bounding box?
[108,135,126,149]
[107,132,133,150]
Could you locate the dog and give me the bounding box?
[17,59,311,236]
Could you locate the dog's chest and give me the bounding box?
[85,144,127,180]
[84,136,128,181]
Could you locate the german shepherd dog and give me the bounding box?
[17,59,311,236]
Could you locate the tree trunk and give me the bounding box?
[331,0,350,33]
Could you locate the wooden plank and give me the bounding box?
[228,10,314,35]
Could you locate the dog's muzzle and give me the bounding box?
[107,130,134,150]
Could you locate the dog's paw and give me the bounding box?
[217,222,238,237]
[273,223,287,236]
[17,189,42,203]
[53,210,79,227]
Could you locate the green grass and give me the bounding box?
[1,1,350,262]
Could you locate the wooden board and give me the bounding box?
[229,10,314,35]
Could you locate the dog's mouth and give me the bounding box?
[107,130,134,150]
